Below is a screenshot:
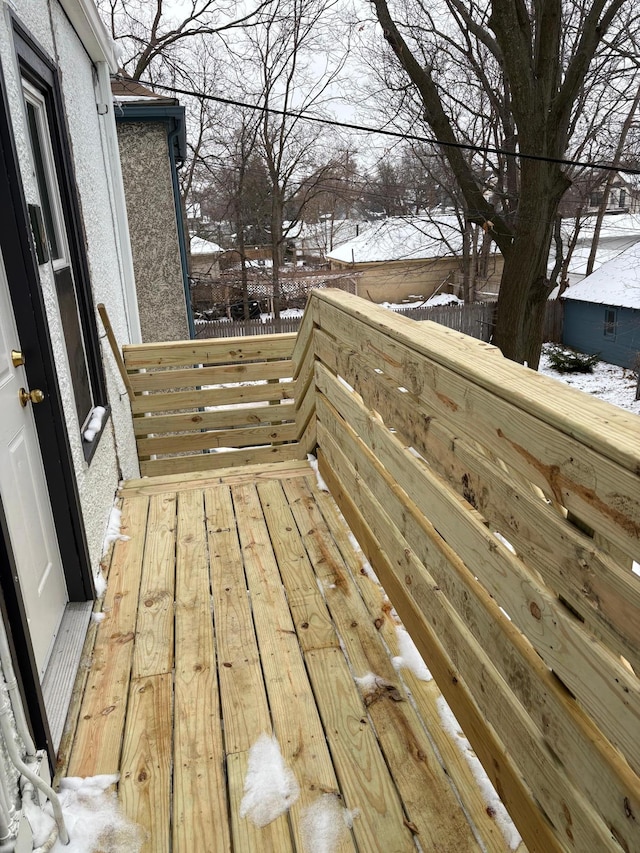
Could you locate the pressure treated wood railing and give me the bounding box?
[122,333,315,477]
[125,290,639,852]
[294,291,640,853]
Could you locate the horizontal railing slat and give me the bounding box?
[128,360,292,392]
[139,443,302,477]
[130,382,293,415]
[123,333,296,368]
[136,422,298,456]
[132,402,295,437]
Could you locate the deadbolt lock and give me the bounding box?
[11,350,25,368]
[18,387,45,407]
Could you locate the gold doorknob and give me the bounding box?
[11,350,25,368]
[18,387,45,407]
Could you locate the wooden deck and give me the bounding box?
[58,460,524,853]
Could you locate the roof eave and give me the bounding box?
[58,0,120,72]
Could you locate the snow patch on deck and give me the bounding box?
[307,453,329,492]
[102,506,130,554]
[437,697,522,850]
[240,733,300,826]
[48,774,143,852]
[392,625,433,681]
[300,793,359,852]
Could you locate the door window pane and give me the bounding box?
[25,100,60,261]
[54,266,92,424]
[23,82,95,430]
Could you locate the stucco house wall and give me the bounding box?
[116,120,190,342]
[0,3,139,575]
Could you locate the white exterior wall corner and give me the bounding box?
[0,1,139,572]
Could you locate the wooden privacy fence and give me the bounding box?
[194,318,303,338]
[194,300,498,341]
[123,289,639,852]
[391,299,495,340]
[193,299,565,345]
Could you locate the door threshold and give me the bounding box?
[41,601,93,753]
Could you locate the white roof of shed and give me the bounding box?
[327,215,466,264]
[190,236,224,255]
[562,239,640,309]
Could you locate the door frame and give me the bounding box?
[0,34,93,602]
[0,31,93,759]
[0,501,53,765]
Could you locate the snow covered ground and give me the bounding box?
[539,348,639,579]
[539,349,640,415]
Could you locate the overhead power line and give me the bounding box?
[136,77,640,176]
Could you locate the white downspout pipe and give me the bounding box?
[95,60,142,345]
[21,781,58,853]
[0,684,69,846]
[0,784,12,852]
[0,622,34,758]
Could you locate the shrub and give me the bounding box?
[544,345,600,373]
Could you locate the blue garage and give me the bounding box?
[562,242,640,369]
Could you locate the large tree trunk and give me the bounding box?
[493,163,570,367]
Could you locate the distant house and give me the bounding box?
[562,241,640,369]
[190,235,224,279]
[327,216,503,303]
[112,76,193,340]
[548,213,640,294]
[559,171,640,218]
[190,237,224,311]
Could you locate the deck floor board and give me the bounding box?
[63,461,523,852]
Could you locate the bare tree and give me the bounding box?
[585,85,640,275]
[98,0,274,81]
[238,0,349,318]
[368,0,636,366]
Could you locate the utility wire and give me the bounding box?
[136,77,640,176]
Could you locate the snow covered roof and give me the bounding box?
[190,236,224,255]
[327,216,467,264]
[549,213,640,285]
[111,77,178,106]
[562,239,640,309]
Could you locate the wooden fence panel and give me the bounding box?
[312,327,640,670]
[194,318,303,338]
[543,300,564,343]
[316,422,628,853]
[193,299,567,346]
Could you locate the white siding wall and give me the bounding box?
[0,0,139,572]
